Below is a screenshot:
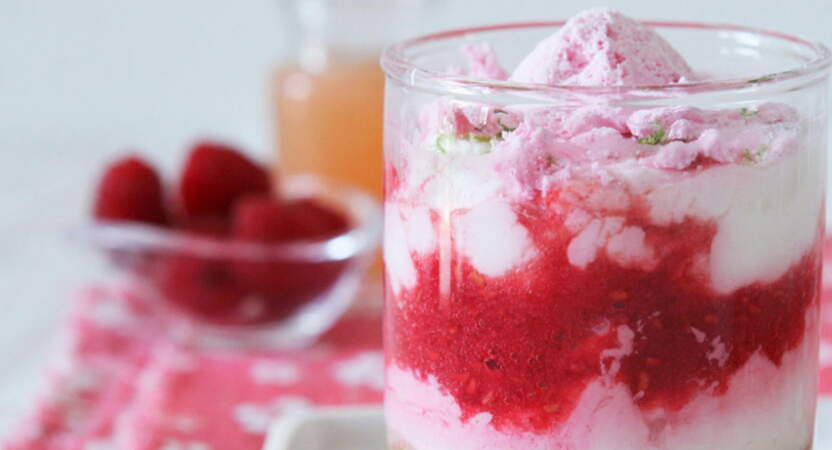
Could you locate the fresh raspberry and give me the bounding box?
[93,155,168,225]
[234,258,347,323]
[231,195,287,242]
[153,253,247,324]
[232,196,350,243]
[280,198,350,240]
[230,195,353,322]
[182,216,231,237]
[177,141,272,223]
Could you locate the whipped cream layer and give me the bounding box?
[386,310,818,450]
[385,99,822,296]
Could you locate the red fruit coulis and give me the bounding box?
[385,188,821,433]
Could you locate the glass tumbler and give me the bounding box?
[381,22,831,450]
[273,0,434,199]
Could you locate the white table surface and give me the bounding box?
[2,0,832,439]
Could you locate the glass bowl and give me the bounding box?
[74,175,382,350]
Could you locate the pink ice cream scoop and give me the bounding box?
[512,8,696,86]
[462,42,509,80]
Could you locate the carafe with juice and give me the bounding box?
[273,0,432,198]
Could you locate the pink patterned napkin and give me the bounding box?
[3,286,383,450]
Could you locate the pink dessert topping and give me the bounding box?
[462,42,509,81]
[512,8,696,86]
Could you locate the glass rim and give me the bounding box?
[380,20,832,96]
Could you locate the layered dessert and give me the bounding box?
[383,9,826,450]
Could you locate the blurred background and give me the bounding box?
[1,0,831,440]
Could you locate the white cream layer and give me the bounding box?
[609,147,823,294]
[385,140,823,296]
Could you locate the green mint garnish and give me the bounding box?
[749,75,776,84]
[435,133,495,155]
[638,122,666,145]
[740,107,757,117]
[469,133,492,143]
[757,144,769,159]
[494,109,518,135]
[741,145,770,164]
[436,134,453,154]
[499,122,517,134]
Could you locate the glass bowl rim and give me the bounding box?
[72,175,382,264]
[380,20,832,96]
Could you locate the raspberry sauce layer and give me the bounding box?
[385,191,822,433]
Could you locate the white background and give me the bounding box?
[1,0,832,435]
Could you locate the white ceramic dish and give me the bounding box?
[264,406,386,450]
